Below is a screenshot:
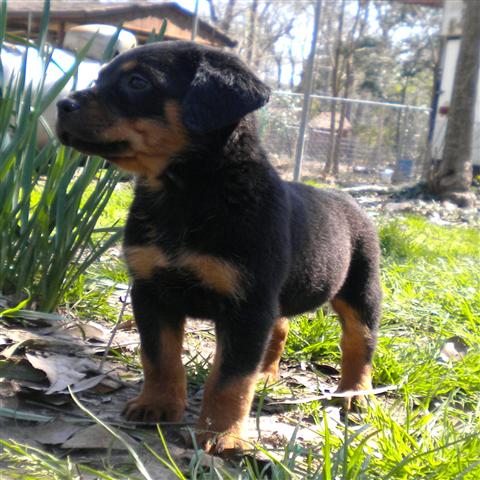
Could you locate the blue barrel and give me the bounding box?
[392,158,413,183]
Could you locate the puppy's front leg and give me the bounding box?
[123,281,187,422]
[196,315,273,454]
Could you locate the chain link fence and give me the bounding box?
[260,91,431,185]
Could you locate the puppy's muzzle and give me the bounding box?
[56,91,129,158]
[57,98,81,114]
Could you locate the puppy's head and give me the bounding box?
[56,41,270,178]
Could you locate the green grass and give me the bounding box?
[376,217,479,395]
[93,181,134,229]
[63,182,133,322]
[2,206,479,478]
[283,215,480,478]
[379,215,480,259]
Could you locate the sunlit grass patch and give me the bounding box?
[60,183,133,320]
[92,180,134,229]
[379,215,480,260]
[0,438,132,480]
[286,308,341,362]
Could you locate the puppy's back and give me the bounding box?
[280,183,379,316]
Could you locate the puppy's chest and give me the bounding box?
[123,213,243,299]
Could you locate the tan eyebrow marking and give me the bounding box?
[120,60,138,72]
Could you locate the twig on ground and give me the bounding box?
[100,282,132,372]
[266,384,399,406]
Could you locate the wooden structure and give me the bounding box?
[6,1,236,48]
[309,112,352,136]
[394,0,442,7]
[305,112,352,160]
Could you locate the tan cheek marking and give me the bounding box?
[133,101,188,155]
[100,100,188,182]
[124,245,169,279]
[178,253,242,297]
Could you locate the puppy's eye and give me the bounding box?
[127,74,150,90]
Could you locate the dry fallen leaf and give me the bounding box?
[26,353,98,394]
[60,322,107,342]
[285,371,320,391]
[61,424,138,450]
[246,414,319,446]
[25,420,84,445]
[164,443,226,471]
[0,360,47,383]
[69,374,107,394]
[92,376,123,394]
[141,454,190,480]
[4,329,89,356]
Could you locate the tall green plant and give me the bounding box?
[0,1,124,311]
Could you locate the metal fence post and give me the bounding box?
[191,0,200,42]
[293,0,322,181]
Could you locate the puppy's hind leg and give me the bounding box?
[331,298,378,406]
[260,317,289,383]
[331,244,381,408]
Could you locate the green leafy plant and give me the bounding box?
[0,1,123,311]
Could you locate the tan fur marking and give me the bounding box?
[261,317,289,382]
[197,343,256,452]
[120,60,138,72]
[331,298,373,397]
[124,245,169,279]
[178,253,242,297]
[124,324,187,422]
[100,100,188,183]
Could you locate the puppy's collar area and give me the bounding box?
[162,168,185,190]
[146,118,267,192]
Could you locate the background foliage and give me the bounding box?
[0,2,123,311]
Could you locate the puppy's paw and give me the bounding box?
[261,366,280,385]
[192,429,249,456]
[123,392,185,422]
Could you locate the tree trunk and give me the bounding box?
[206,0,218,24]
[293,0,322,181]
[374,108,386,168]
[220,0,237,34]
[275,53,283,89]
[394,78,409,159]
[332,0,363,175]
[246,0,258,66]
[324,0,345,174]
[288,45,295,90]
[427,0,480,206]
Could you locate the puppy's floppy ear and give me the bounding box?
[181,52,270,134]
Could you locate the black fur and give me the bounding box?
[57,41,381,444]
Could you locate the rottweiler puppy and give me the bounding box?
[56,41,381,454]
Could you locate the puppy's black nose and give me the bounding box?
[57,98,80,114]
